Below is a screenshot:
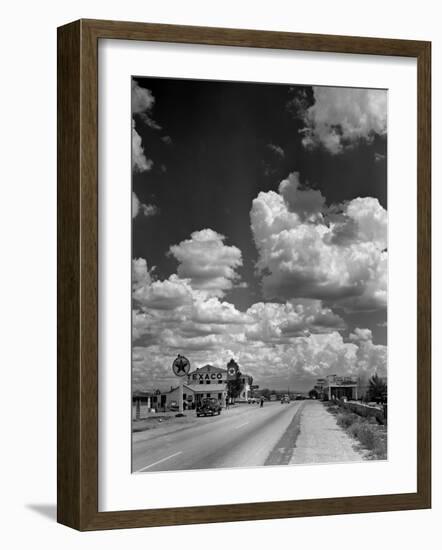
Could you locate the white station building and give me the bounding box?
[184,363,253,408]
[186,365,229,407]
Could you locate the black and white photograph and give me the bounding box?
[131,76,388,473]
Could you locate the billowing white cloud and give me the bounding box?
[298,86,387,154]
[132,192,140,218]
[132,125,153,173]
[132,80,161,129]
[250,173,387,311]
[349,327,373,342]
[246,299,345,342]
[191,296,248,325]
[131,81,157,172]
[132,80,155,114]
[131,218,386,391]
[132,192,157,219]
[278,172,325,221]
[133,258,153,289]
[134,273,194,311]
[132,318,386,391]
[169,229,244,297]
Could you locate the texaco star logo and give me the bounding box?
[228,366,236,376]
[172,354,191,377]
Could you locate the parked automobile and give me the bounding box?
[280,395,290,404]
[295,394,306,400]
[167,400,194,411]
[196,398,222,417]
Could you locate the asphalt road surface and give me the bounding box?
[132,401,303,473]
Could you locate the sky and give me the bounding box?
[131,77,388,392]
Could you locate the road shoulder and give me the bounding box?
[290,400,366,464]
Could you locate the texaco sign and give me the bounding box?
[172,354,191,377]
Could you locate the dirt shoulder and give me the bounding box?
[290,400,367,464]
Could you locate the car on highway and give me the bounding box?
[280,395,290,404]
[196,397,222,417]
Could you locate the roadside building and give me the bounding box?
[317,374,359,401]
[186,362,254,406]
[164,383,196,410]
[187,364,228,407]
[132,389,166,417]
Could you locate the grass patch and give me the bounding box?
[325,403,387,460]
[348,421,387,459]
[336,411,359,429]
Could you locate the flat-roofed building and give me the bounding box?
[186,363,253,405]
[317,374,359,401]
[187,364,229,406]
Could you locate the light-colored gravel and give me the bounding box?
[290,400,366,464]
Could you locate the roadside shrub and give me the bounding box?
[329,407,388,460]
[349,421,376,449]
[326,403,339,415]
[336,412,359,429]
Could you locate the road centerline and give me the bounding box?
[234,421,250,429]
[136,451,182,473]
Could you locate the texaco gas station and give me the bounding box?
[133,358,254,415]
[186,364,230,407]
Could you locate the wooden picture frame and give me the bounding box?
[57,18,431,531]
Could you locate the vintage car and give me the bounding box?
[280,395,290,404]
[196,397,222,417]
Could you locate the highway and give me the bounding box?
[132,401,303,473]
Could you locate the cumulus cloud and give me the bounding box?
[191,296,248,325]
[132,80,162,130]
[131,258,248,358]
[132,312,386,391]
[250,172,387,310]
[133,258,345,345]
[134,273,194,311]
[132,258,154,290]
[267,143,285,157]
[169,229,244,297]
[349,327,373,342]
[131,254,355,389]
[239,330,387,390]
[132,192,157,219]
[297,86,387,154]
[132,80,155,114]
[246,299,345,342]
[278,172,325,221]
[132,124,153,173]
[131,81,158,172]
[131,224,386,391]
